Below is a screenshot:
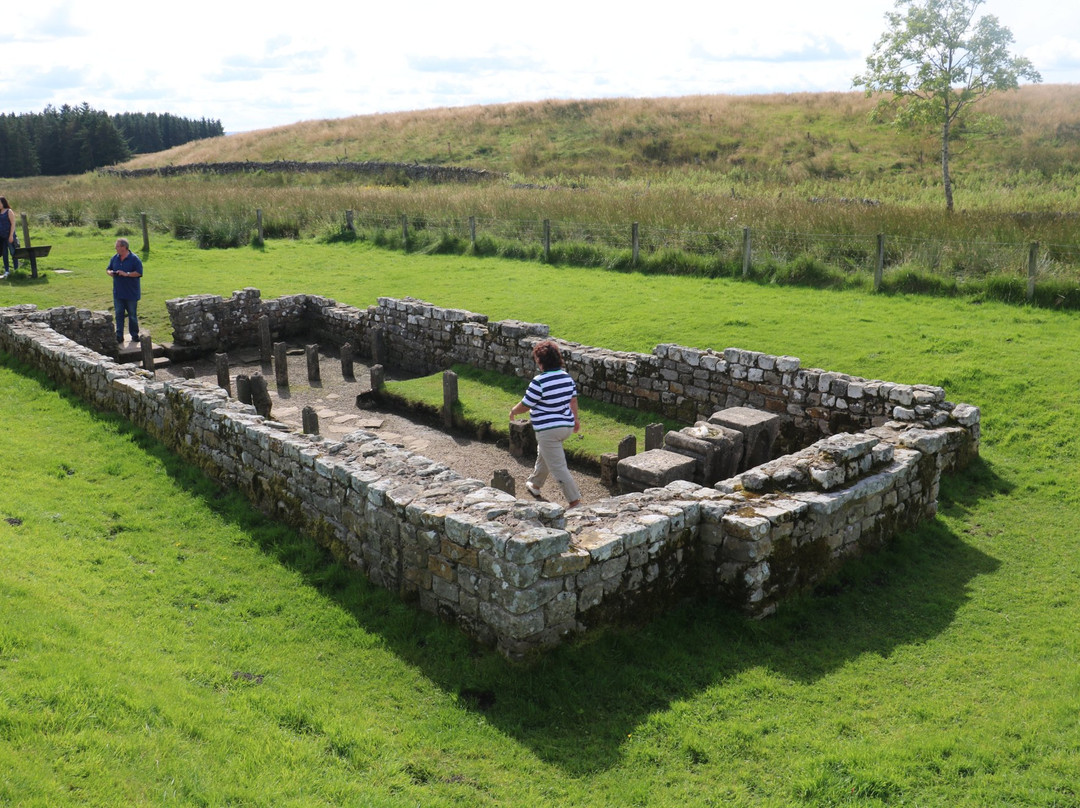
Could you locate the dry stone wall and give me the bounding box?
[166,290,980,468]
[0,291,981,660]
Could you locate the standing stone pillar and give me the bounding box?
[340,342,355,380]
[273,342,289,388]
[618,434,637,460]
[369,364,384,392]
[215,353,231,394]
[372,329,387,366]
[442,369,458,429]
[302,406,319,435]
[306,344,321,383]
[140,335,155,372]
[645,423,664,452]
[236,374,252,406]
[249,373,272,418]
[259,315,272,368]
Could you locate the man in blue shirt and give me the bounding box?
[107,238,143,343]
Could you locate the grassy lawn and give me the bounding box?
[2,228,1079,806]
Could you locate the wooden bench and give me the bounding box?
[11,244,51,278]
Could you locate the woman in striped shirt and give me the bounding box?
[509,340,582,508]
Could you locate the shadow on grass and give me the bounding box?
[182,444,1001,776]
[18,357,1004,777]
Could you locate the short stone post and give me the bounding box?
[632,221,640,267]
[369,364,385,392]
[401,214,409,242]
[442,369,458,428]
[645,423,664,451]
[274,342,289,388]
[346,209,355,233]
[181,366,196,380]
[249,373,272,418]
[469,215,476,247]
[140,335,155,372]
[306,344,321,383]
[600,453,620,489]
[618,434,637,460]
[340,342,355,380]
[491,469,515,496]
[302,406,319,435]
[508,421,536,458]
[140,213,150,254]
[236,374,252,405]
[259,316,272,367]
[543,218,551,262]
[215,353,231,394]
[256,208,264,244]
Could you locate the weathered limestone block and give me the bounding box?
[617,450,697,494]
[665,421,744,485]
[707,406,781,470]
[508,420,536,458]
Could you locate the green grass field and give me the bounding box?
[2,229,1079,806]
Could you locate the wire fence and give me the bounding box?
[342,210,1080,289]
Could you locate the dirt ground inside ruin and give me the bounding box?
[147,341,612,506]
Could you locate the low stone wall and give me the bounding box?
[102,160,503,184]
[0,293,981,660]
[166,290,980,465]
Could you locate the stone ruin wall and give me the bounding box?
[0,290,981,660]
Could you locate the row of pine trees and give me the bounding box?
[0,104,224,178]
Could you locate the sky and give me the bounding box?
[6,0,1079,134]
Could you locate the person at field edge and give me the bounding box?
[107,237,143,343]
[509,339,582,508]
[0,197,17,278]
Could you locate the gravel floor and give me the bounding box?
[153,343,611,506]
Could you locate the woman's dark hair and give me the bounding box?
[0,198,8,210]
[532,340,564,371]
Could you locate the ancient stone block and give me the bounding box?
[616,450,696,493]
[707,406,780,471]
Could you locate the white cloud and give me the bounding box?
[8,0,1078,132]
[1027,37,1080,71]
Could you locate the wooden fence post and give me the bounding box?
[632,222,640,268]
[1027,242,1039,302]
[875,233,885,291]
[543,219,551,262]
[141,213,150,254]
[741,227,752,278]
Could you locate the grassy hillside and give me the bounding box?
[119,85,1080,195]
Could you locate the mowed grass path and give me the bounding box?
[1,229,1078,806]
